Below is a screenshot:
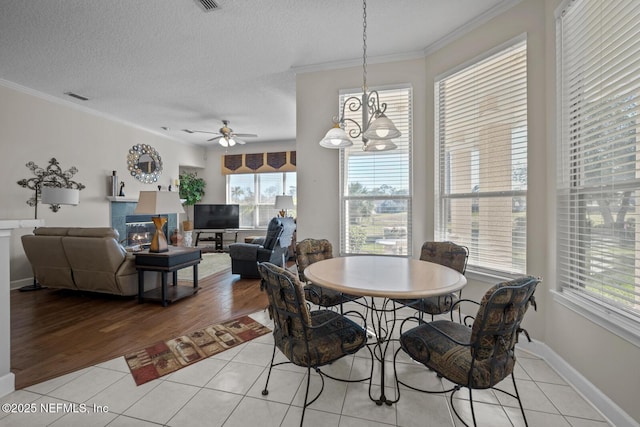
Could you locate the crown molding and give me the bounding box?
[293,0,524,74]
[423,0,525,56]
[292,50,426,74]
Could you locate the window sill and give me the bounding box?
[465,268,520,284]
[551,289,640,349]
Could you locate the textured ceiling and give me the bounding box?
[0,0,513,146]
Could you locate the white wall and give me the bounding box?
[296,0,640,423]
[0,82,205,285]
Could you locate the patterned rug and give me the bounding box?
[124,315,271,385]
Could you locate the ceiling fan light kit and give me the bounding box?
[183,119,257,147]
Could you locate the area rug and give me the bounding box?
[124,315,271,386]
[177,252,230,280]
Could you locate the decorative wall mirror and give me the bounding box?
[127,144,163,183]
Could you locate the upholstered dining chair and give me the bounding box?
[393,275,540,427]
[258,262,372,426]
[394,241,469,321]
[295,238,362,312]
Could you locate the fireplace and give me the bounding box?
[125,215,168,247]
[110,200,177,248]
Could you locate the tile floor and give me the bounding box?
[0,303,613,427]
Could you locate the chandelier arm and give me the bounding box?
[367,90,387,116]
[342,118,363,140]
[343,95,363,114]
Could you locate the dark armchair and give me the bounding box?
[228,217,295,278]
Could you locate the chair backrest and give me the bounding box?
[295,238,333,282]
[262,218,285,250]
[258,262,312,340]
[262,217,296,251]
[470,276,539,361]
[419,241,469,274]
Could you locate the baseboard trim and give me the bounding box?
[518,340,639,427]
[10,277,34,290]
[0,372,15,399]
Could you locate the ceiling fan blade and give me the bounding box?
[233,133,258,138]
[235,138,247,145]
[207,136,223,142]
[185,129,219,135]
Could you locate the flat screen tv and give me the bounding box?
[193,204,240,230]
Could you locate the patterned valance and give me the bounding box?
[222,151,296,175]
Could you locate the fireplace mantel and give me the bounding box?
[107,196,139,203]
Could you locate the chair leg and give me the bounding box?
[449,386,465,426]
[468,387,478,427]
[511,373,529,427]
[300,366,312,427]
[261,343,277,396]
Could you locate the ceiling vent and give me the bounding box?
[64,92,89,101]
[196,0,219,11]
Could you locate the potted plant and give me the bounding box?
[178,171,206,232]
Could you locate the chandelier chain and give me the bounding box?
[362,0,367,93]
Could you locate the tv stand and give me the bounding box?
[194,230,238,251]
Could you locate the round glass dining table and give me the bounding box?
[304,255,467,406]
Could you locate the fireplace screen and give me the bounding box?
[125,215,167,247]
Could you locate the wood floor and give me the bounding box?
[10,270,268,390]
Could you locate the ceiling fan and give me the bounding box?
[183,120,258,147]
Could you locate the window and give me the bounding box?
[340,86,412,256]
[227,172,296,228]
[435,37,528,276]
[557,0,640,325]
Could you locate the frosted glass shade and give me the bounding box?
[363,140,397,152]
[363,113,401,140]
[319,126,353,148]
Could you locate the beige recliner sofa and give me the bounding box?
[22,227,155,296]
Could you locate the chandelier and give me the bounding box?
[319,0,401,151]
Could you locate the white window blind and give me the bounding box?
[557,0,640,321]
[340,86,412,256]
[435,38,527,276]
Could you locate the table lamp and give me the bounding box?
[134,191,185,253]
[274,195,294,217]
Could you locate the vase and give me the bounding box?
[183,230,193,248]
[170,229,183,246]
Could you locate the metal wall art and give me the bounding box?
[17,158,85,216]
[127,144,163,183]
